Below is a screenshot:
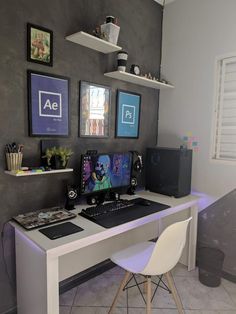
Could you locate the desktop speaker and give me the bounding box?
[65,185,78,210]
[127,151,143,195]
[145,147,192,198]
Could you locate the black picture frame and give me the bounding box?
[79,81,111,138]
[115,90,141,139]
[28,70,70,137]
[27,23,53,66]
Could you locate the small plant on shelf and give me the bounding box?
[43,147,73,169]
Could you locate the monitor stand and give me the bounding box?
[86,191,121,206]
[86,193,105,206]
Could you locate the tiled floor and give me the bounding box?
[59,264,236,314]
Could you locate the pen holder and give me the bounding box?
[6,153,23,171]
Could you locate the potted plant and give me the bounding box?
[43,146,73,169]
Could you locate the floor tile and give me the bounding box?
[126,276,176,309]
[128,309,178,313]
[174,276,236,310]
[105,266,125,276]
[60,287,77,306]
[222,278,236,307]
[185,311,236,314]
[73,274,127,307]
[71,307,127,314]
[172,263,198,277]
[60,306,71,314]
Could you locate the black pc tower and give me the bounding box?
[145,147,192,198]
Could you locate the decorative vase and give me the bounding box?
[100,22,120,45]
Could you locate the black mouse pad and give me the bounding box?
[39,222,84,240]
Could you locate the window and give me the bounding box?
[212,56,236,161]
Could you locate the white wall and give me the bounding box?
[159,0,236,198]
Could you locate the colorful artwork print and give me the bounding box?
[27,23,53,66]
[116,90,141,138]
[81,153,132,194]
[79,81,110,137]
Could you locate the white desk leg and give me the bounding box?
[15,231,59,314]
[188,204,198,271]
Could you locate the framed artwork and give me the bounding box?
[116,90,141,138]
[28,70,70,137]
[27,23,53,66]
[79,81,111,138]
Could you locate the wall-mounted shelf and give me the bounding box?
[104,71,174,90]
[65,31,122,54]
[4,168,73,177]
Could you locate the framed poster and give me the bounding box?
[28,70,70,137]
[27,23,53,66]
[79,81,111,138]
[116,90,141,138]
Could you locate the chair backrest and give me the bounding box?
[141,217,192,276]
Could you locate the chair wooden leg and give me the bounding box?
[165,271,184,314]
[146,276,152,314]
[109,270,131,314]
[143,280,148,294]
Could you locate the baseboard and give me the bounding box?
[1,307,17,314]
[222,271,236,283]
[59,259,115,294]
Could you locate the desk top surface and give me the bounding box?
[11,191,199,257]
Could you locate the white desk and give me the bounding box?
[11,191,199,314]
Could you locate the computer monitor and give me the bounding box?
[80,152,132,196]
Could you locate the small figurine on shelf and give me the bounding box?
[93,26,101,38]
[92,26,108,41]
[160,79,169,84]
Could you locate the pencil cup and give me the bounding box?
[6,153,23,171]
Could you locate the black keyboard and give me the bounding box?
[79,198,170,228]
[81,199,135,218]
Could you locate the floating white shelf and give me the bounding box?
[5,168,73,177]
[65,31,122,54]
[104,71,174,90]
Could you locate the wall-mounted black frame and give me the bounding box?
[115,89,141,139]
[79,81,111,138]
[28,70,70,137]
[27,23,53,67]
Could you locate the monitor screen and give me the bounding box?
[80,152,132,195]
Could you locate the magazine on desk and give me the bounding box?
[12,207,76,230]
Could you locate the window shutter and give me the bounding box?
[213,56,236,161]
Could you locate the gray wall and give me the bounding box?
[0,0,162,312]
[198,189,236,280]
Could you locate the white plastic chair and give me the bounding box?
[109,217,192,314]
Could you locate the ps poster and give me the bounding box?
[116,90,141,138]
[28,71,69,136]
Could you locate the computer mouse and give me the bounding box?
[139,199,151,206]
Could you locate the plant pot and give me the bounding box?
[50,156,67,169]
